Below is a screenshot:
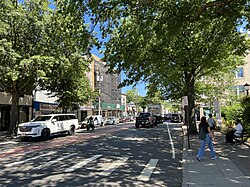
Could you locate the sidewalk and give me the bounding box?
[182,127,250,187]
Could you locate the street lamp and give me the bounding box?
[244,83,250,96]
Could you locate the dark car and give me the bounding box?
[153,114,163,125]
[135,112,156,128]
[164,113,172,121]
[171,113,181,123]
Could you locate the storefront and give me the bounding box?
[0,92,32,133]
[94,102,125,118]
[33,101,61,117]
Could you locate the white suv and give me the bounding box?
[17,114,78,141]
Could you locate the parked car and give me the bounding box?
[164,113,172,121]
[119,116,127,123]
[135,112,156,128]
[104,116,119,125]
[153,114,163,125]
[17,114,78,141]
[171,113,182,123]
[81,115,104,128]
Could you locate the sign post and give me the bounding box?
[182,96,190,149]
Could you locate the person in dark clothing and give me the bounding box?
[196,116,217,161]
[87,116,95,131]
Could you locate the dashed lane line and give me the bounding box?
[36,153,78,169]
[5,151,56,167]
[137,159,159,182]
[64,154,102,173]
[99,157,130,176]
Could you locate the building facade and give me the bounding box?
[0,91,32,132]
[92,54,125,118]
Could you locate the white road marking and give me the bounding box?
[0,141,19,146]
[137,159,158,181]
[99,157,130,176]
[36,153,78,169]
[167,123,175,159]
[64,154,102,172]
[5,151,56,167]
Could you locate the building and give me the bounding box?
[0,91,32,132]
[233,55,250,95]
[92,54,125,118]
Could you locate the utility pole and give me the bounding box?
[97,70,103,116]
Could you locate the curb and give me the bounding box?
[182,133,188,187]
[181,125,188,187]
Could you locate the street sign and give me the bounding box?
[182,96,188,106]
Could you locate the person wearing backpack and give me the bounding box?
[196,116,217,161]
[207,114,216,140]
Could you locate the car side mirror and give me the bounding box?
[52,119,57,123]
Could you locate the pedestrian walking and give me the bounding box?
[196,116,216,161]
[207,114,216,140]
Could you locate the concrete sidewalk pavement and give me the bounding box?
[182,127,250,187]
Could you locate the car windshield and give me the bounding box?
[139,113,151,117]
[32,116,52,122]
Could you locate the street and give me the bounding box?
[0,122,183,187]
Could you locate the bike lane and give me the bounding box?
[0,124,131,160]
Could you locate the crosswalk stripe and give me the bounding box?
[99,157,130,176]
[137,159,158,181]
[5,151,56,167]
[64,154,102,172]
[36,153,78,169]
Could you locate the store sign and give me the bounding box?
[80,105,94,110]
[40,103,58,111]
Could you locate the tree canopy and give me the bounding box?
[88,0,250,133]
[0,0,95,135]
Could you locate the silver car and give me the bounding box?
[104,117,119,125]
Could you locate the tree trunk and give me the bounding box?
[8,91,19,136]
[185,72,198,134]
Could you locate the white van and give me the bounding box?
[17,114,78,141]
[81,115,104,128]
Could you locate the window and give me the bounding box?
[232,85,245,95]
[67,115,76,119]
[236,67,244,78]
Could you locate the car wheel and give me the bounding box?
[19,137,28,141]
[41,129,50,141]
[69,125,75,135]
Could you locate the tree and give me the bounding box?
[88,0,249,134]
[0,0,56,135]
[42,0,96,112]
[0,0,95,135]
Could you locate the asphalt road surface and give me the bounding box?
[0,122,183,187]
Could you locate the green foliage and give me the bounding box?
[240,96,250,134]
[88,0,249,134]
[221,104,243,125]
[125,89,138,103]
[0,0,95,134]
